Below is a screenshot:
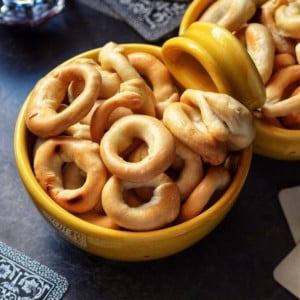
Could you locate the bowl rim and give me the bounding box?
[14,44,253,241]
[255,115,300,136]
[179,0,216,35]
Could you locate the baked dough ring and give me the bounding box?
[178,165,231,223]
[265,64,300,101]
[67,58,121,100]
[260,0,296,54]
[199,0,256,32]
[25,62,101,138]
[163,101,227,165]
[262,65,300,117]
[101,174,181,231]
[56,103,93,140]
[99,42,141,81]
[128,52,179,118]
[171,140,204,201]
[262,93,300,117]
[68,69,121,101]
[34,137,107,213]
[243,23,275,84]
[90,79,144,143]
[100,114,176,182]
[99,42,156,117]
[181,90,255,151]
[275,1,300,39]
[127,140,204,201]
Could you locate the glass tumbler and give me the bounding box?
[0,0,65,26]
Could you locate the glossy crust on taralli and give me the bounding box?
[34,137,107,213]
[101,174,181,231]
[199,0,256,32]
[25,62,101,137]
[100,114,176,182]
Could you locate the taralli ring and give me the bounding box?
[260,0,296,54]
[178,165,231,223]
[163,101,227,165]
[242,22,275,84]
[90,79,144,143]
[261,65,300,118]
[100,114,176,182]
[25,62,102,137]
[34,137,107,213]
[128,52,179,117]
[180,90,256,151]
[199,0,256,32]
[101,174,181,231]
[171,140,204,201]
[274,1,300,39]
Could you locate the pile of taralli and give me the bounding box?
[183,0,300,129]
[25,41,255,232]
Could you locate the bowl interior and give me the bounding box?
[14,44,253,261]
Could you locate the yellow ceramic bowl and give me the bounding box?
[179,0,300,160]
[14,44,252,262]
[253,118,300,160]
[162,22,265,111]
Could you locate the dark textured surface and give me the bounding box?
[0,1,299,299]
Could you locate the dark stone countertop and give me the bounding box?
[0,1,299,299]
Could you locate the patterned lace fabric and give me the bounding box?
[77,0,192,41]
[0,241,68,300]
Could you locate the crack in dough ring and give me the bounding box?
[100,114,176,182]
[275,1,300,39]
[260,0,296,54]
[90,79,145,143]
[243,23,275,84]
[177,165,231,223]
[98,42,156,117]
[34,137,107,213]
[128,52,179,118]
[182,90,256,151]
[25,62,101,138]
[101,174,181,231]
[199,0,256,32]
[163,101,227,165]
